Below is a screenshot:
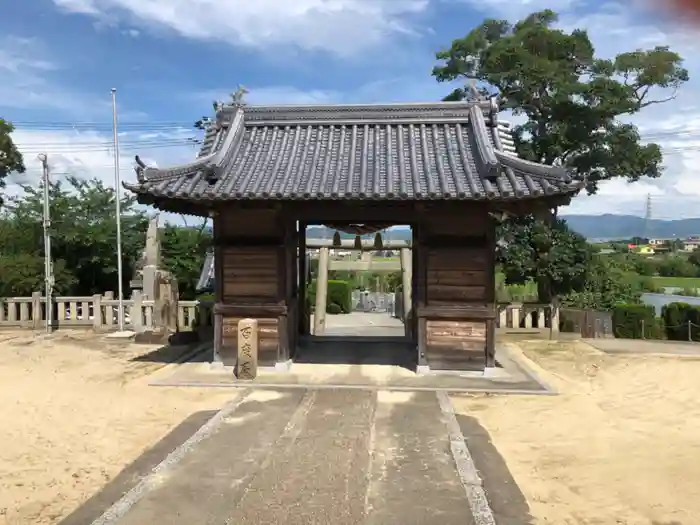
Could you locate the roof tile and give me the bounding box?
[126,101,582,202]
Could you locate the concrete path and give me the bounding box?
[90,389,497,525]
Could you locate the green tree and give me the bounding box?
[433,9,688,302]
[496,215,592,298]
[0,177,148,296]
[0,253,75,297]
[0,119,25,206]
[658,256,697,278]
[562,257,643,310]
[688,250,700,269]
[161,223,213,299]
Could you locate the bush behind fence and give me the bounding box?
[612,302,700,342]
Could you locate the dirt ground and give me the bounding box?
[452,340,700,525]
[0,330,238,525]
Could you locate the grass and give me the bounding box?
[496,272,538,302]
[650,276,700,288]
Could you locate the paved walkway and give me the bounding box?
[87,389,499,525]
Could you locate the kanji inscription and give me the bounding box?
[236,318,258,380]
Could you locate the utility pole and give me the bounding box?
[37,153,53,333]
[644,193,652,241]
[111,88,125,331]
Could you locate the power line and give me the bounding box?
[18,139,200,154]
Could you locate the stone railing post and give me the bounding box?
[498,306,507,328]
[31,292,43,330]
[103,291,114,328]
[92,294,103,330]
[132,291,144,332]
[537,307,546,329]
[550,304,560,333]
[510,303,521,328]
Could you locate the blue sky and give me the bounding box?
[2,0,699,219]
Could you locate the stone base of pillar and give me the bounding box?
[274,359,293,372]
[133,330,172,344]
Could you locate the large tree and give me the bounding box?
[0,177,213,298]
[433,10,688,302]
[0,119,25,206]
[161,223,213,300]
[496,215,592,298]
[0,177,149,296]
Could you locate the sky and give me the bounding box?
[1,0,699,221]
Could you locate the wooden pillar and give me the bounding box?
[213,313,223,364]
[276,214,290,364]
[413,222,429,370]
[212,213,224,365]
[400,247,412,338]
[298,222,308,337]
[485,212,497,369]
[313,247,330,335]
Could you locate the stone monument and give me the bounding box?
[134,214,181,344]
[236,318,258,380]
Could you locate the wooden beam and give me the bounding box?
[213,303,287,316]
[422,235,488,248]
[416,304,496,320]
[306,239,411,249]
[328,259,401,271]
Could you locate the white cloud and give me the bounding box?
[554,2,700,217]
[0,35,146,120]
[7,127,198,225]
[452,1,700,218]
[52,0,429,56]
[452,0,578,18]
[190,86,342,107]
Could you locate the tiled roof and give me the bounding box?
[126,100,582,202]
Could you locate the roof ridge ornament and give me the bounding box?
[230,85,249,107]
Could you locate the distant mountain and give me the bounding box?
[306,226,412,241]
[305,216,700,242]
[562,214,700,240]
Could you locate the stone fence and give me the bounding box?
[0,291,213,332]
[0,293,562,333]
[497,303,560,331]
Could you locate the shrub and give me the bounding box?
[661,302,700,341]
[559,318,577,333]
[327,303,342,314]
[611,304,657,339]
[307,279,352,314]
[327,280,352,313]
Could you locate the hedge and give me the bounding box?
[327,280,352,313]
[327,303,342,314]
[661,302,700,341]
[307,279,352,314]
[611,304,660,339]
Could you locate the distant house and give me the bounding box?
[629,244,655,255]
[683,238,700,252]
[648,238,667,246]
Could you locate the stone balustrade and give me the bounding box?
[1,294,557,334]
[0,291,214,332]
[496,302,560,331]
